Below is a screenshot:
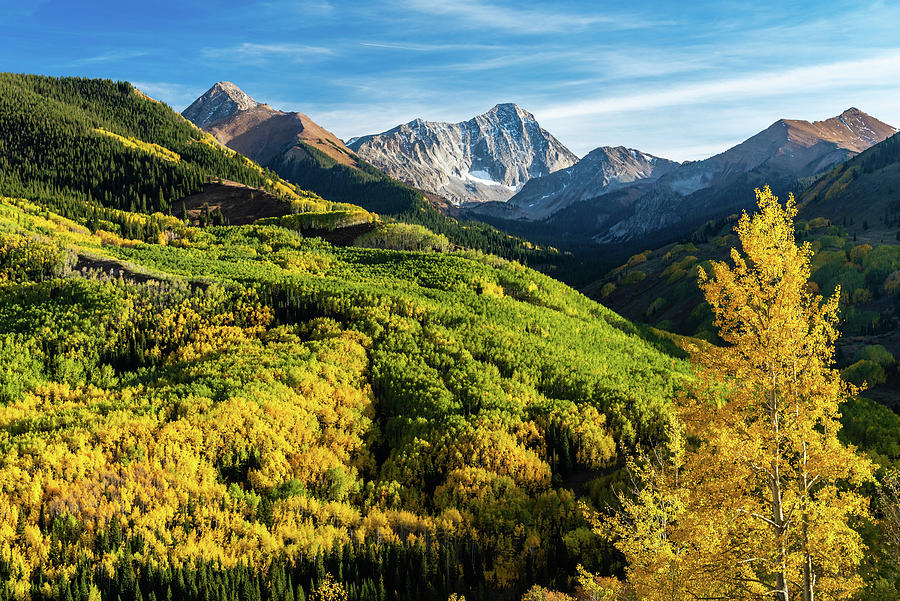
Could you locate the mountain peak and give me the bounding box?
[483,102,534,121]
[349,104,576,205]
[182,81,261,128]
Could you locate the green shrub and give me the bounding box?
[853,345,895,368]
[842,360,887,387]
[645,297,666,318]
[354,222,450,252]
[621,270,647,285]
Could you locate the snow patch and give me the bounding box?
[465,169,517,191]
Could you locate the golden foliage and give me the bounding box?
[94,127,181,163]
[590,187,873,601]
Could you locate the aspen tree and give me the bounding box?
[591,187,873,601]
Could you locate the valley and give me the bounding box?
[3,18,900,597]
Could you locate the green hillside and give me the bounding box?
[0,73,370,240]
[0,195,689,600]
[0,74,692,600]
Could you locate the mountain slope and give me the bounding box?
[348,103,578,204]
[498,146,679,220]
[191,82,361,169]
[799,129,900,244]
[182,83,568,265]
[593,108,896,245]
[0,73,364,236]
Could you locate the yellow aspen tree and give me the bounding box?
[694,186,872,600]
[590,187,872,601]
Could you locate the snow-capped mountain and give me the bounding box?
[182,81,261,128]
[502,146,680,219]
[347,103,578,204]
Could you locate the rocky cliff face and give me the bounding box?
[503,146,679,219]
[347,103,578,204]
[182,81,261,128]
[183,82,362,169]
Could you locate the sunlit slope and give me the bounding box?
[0,73,373,232]
[0,195,688,599]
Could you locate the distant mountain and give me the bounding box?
[538,108,896,248]
[584,129,900,367]
[498,146,680,220]
[184,81,363,172]
[347,103,578,204]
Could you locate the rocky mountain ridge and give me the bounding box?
[499,146,680,220]
[559,108,896,246]
[347,103,578,204]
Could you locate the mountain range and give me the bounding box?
[180,82,564,265]
[183,85,896,256]
[592,108,897,244]
[475,146,680,220]
[347,104,578,204]
[470,108,896,254]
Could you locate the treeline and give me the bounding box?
[0,533,586,601]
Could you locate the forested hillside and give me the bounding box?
[0,194,689,600]
[0,74,694,600]
[0,75,305,212]
[4,73,899,601]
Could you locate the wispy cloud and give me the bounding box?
[75,50,149,64]
[255,0,335,16]
[539,51,900,120]
[401,0,666,34]
[359,41,500,52]
[201,43,335,65]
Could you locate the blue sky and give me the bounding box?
[3,0,900,161]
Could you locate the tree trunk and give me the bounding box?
[770,372,790,601]
[801,440,814,601]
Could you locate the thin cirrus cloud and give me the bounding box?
[359,41,502,52]
[75,50,150,65]
[201,43,335,65]
[538,51,900,120]
[400,0,664,34]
